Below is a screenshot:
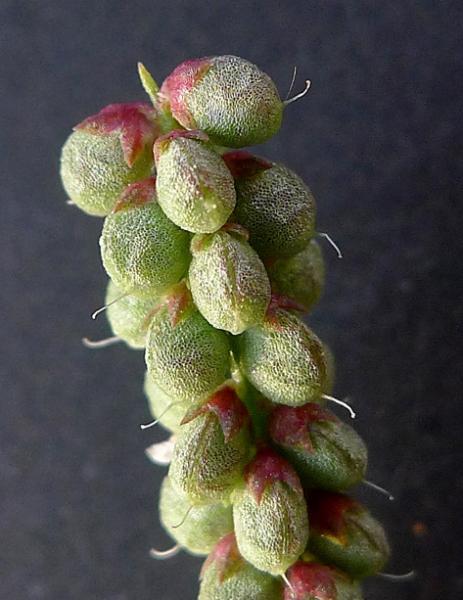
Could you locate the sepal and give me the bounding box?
[181,385,249,443]
[75,102,158,166]
[113,176,156,213]
[244,447,303,504]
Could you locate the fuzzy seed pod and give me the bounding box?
[269,404,367,491]
[306,492,390,578]
[159,476,233,556]
[267,240,325,312]
[224,151,316,259]
[144,371,189,433]
[60,103,157,216]
[199,533,282,600]
[284,561,363,600]
[160,56,283,148]
[154,130,236,233]
[169,386,251,504]
[105,281,158,349]
[145,286,231,401]
[237,308,327,406]
[233,448,309,576]
[189,228,271,334]
[99,178,190,298]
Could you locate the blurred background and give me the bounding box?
[1,1,462,598]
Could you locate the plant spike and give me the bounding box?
[60,54,406,600]
[138,62,160,103]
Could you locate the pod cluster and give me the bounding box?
[61,55,390,600]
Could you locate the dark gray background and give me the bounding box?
[1,1,462,599]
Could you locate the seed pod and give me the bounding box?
[199,533,282,600]
[144,371,189,433]
[322,343,336,395]
[306,491,390,578]
[267,240,325,312]
[224,151,316,259]
[189,228,271,334]
[60,103,157,216]
[269,404,367,491]
[237,308,327,406]
[99,177,190,298]
[105,281,158,349]
[169,386,251,504]
[159,56,283,147]
[145,286,231,401]
[284,561,363,600]
[233,448,309,576]
[159,476,233,556]
[154,130,236,233]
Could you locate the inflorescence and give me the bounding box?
[61,55,398,600]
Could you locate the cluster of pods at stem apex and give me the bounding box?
[61,55,398,599]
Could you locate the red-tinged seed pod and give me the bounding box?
[269,404,367,491]
[189,228,271,335]
[232,448,309,576]
[284,561,363,600]
[154,130,236,233]
[159,56,283,148]
[99,177,191,298]
[306,491,390,579]
[266,240,325,313]
[60,103,158,216]
[145,284,231,402]
[168,385,251,505]
[199,533,282,600]
[159,476,233,556]
[237,308,328,406]
[224,151,316,259]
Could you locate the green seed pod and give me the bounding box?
[145,286,231,401]
[233,448,309,576]
[154,130,236,233]
[169,386,251,504]
[159,56,283,148]
[189,227,271,335]
[284,560,363,600]
[224,151,316,259]
[99,178,190,298]
[237,308,327,406]
[159,476,233,556]
[269,404,367,491]
[322,343,336,395]
[306,491,390,578]
[60,103,157,216]
[267,240,325,312]
[199,533,282,600]
[105,280,158,349]
[144,371,189,433]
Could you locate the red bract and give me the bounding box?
[181,386,249,442]
[75,102,158,167]
[159,58,213,128]
[267,294,307,320]
[244,447,303,504]
[200,533,242,583]
[307,491,359,539]
[222,150,273,179]
[164,282,193,327]
[112,177,156,213]
[284,562,337,600]
[269,404,337,453]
